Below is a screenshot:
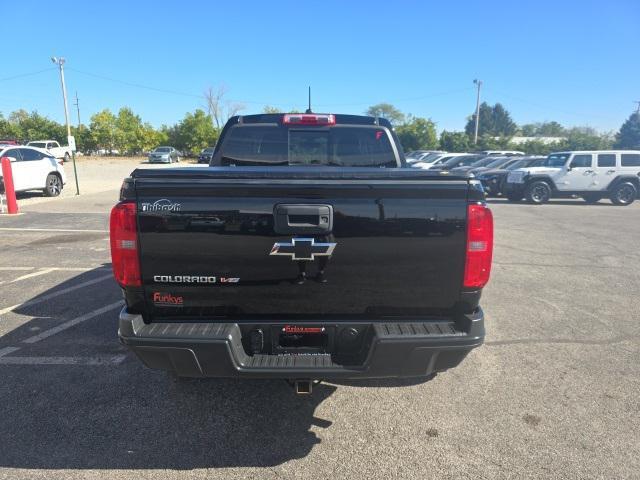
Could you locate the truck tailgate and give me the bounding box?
[133,168,470,319]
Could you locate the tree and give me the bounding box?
[365,103,405,125]
[262,106,282,113]
[564,127,613,150]
[614,112,640,149]
[5,110,66,143]
[173,109,219,155]
[439,131,471,152]
[204,85,245,129]
[115,107,146,154]
[396,116,438,151]
[519,121,566,137]
[0,113,20,140]
[465,102,516,137]
[89,109,117,152]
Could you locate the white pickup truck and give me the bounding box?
[26,140,73,162]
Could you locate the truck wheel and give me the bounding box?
[582,194,602,204]
[43,174,62,197]
[524,181,551,204]
[64,152,70,163]
[610,182,637,206]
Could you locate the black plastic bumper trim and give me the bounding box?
[118,308,484,379]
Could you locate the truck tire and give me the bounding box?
[43,173,62,197]
[64,152,70,163]
[524,180,551,204]
[582,194,602,204]
[610,182,637,206]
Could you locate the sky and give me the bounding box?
[2,0,639,133]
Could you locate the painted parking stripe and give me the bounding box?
[0,354,126,365]
[0,274,114,316]
[0,346,21,357]
[0,267,110,271]
[7,268,56,283]
[0,227,108,233]
[0,267,110,286]
[22,301,123,344]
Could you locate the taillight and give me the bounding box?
[463,203,493,288]
[109,201,141,287]
[283,114,336,125]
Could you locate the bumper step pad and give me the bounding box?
[119,309,484,379]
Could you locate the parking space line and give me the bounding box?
[0,354,126,365]
[0,227,108,233]
[0,267,110,285]
[0,274,114,316]
[6,268,57,284]
[22,301,123,344]
[0,346,21,357]
[0,267,110,271]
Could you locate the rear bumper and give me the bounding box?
[118,308,485,379]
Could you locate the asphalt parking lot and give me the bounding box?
[1,161,639,479]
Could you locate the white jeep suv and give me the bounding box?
[504,150,640,206]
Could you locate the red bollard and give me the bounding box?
[1,156,19,214]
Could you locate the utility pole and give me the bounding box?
[51,56,80,195]
[74,91,81,128]
[473,79,483,145]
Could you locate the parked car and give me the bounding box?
[457,156,524,177]
[448,156,504,175]
[148,146,180,164]
[0,145,66,196]
[480,150,524,156]
[504,150,640,205]
[26,140,73,163]
[405,150,446,165]
[429,154,487,171]
[112,112,493,391]
[476,156,546,196]
[198,147,215,164]
[412,153,472,170]
[0,139,19,145]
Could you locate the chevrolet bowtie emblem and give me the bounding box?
[270,238,336,261]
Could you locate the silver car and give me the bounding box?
[148,146,180,164]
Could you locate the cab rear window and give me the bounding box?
[218,125,397,167]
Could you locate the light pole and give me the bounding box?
[473,79,483,145]
[51,56,80,195]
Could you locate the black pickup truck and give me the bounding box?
[111,113,493,392]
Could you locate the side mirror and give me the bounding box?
[566,165,572,171]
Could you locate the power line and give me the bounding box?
[483,86,617,121]
[0,68,56,83]
[65,66,476,110]
[314,87,475,107]
[66,67,204,99]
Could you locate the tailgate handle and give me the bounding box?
[274,204,333,234]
